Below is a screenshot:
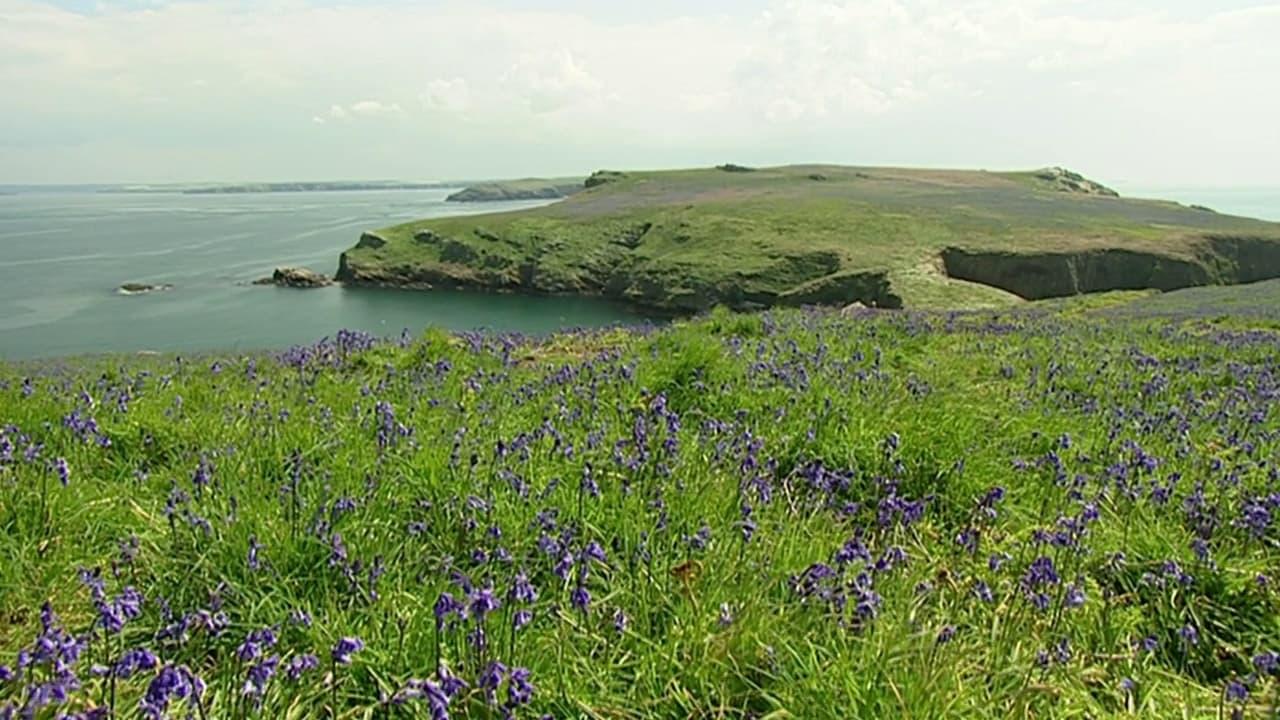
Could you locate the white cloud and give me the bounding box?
[420,78,471,113]
[0,0,1277,185]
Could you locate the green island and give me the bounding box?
[337,164,1280,313]
[4,282,1280,718]
[446,178,585,202]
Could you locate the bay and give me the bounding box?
[0,189,644,360]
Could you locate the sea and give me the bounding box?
[0,189,645,360]
[0,185,1276,361]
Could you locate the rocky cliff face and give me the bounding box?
[940,237,1280,300]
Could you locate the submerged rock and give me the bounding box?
[119,282,174,295]
[254,267,334,288]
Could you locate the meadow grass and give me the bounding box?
[1,299,1279,718]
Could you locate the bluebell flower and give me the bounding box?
[331,636,364,665]
[507,667,535,707]
[936,625,956,645]
[1179,624,1199,646]
[285,654,319,681]
[1225,679,1249,703]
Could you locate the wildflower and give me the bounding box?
[936,625,956,645]
[1253,651,1279,675]
[54,457,70,487]
[973,581,994,603]
[141,665,204,719]
[469,587,501,619]
[114,647,159,679]
[247,535,264,572]
[507,667,535,707]
[434,592,463,628]
[331,636,364,665]
[285,654,319,681]
[514,609,533,631]
[1179,624,1199,646]
[511,572,537,604]
[571,585,591,613]
[613,610,629,635]
[243,656,279,698]
[1064,583,1086,608]
[1225,679,1249,703]
[478,661,507,705]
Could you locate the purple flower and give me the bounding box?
[613,610,629,635]
[478,661,507,705]
[242,656,279,698]
[511,573,537,604]
[247,536,264,572]
[469,587,501,619]
[114,647,159,679]
[141,665,204,720]
[1064,583,1086,608]
[286,654,319,681]
[1225,679,1249,703]
[973,581,994,603]
[513,609,533,631]
[571,585,591,614]
[1179,624,1199,646]
[434,592,463,628]
[582,541,608,564]
[936,625,956,645]
[507,667,535,706]
[331,636,364,665]
[54,457,70,487]
[1253,651,1279,675]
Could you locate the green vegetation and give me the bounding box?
[446,178,585,203]
[338,164,1280,313]
[4,293,1280,717]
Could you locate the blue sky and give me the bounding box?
[3,0,1279,185]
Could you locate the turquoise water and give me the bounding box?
[1121,186,1280,222]
[0,190,645,360]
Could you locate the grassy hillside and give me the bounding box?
[338,164,1280,313]
[4,300,1280,717]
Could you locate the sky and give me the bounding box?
[2,0,1278,186]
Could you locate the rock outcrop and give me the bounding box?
[254,267,333,288]
[1034,167,1119,197]
[118,282,174,295]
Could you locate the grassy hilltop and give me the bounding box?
[337,164,1280,312]
[3,285,1280,718]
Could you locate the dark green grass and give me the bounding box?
[2,309,1279,718]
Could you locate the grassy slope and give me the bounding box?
[340,165,1280,312]
[3,304,1280,718]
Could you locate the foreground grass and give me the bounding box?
[2,304,1280,718]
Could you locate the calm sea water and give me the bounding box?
[0,189,645,360]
